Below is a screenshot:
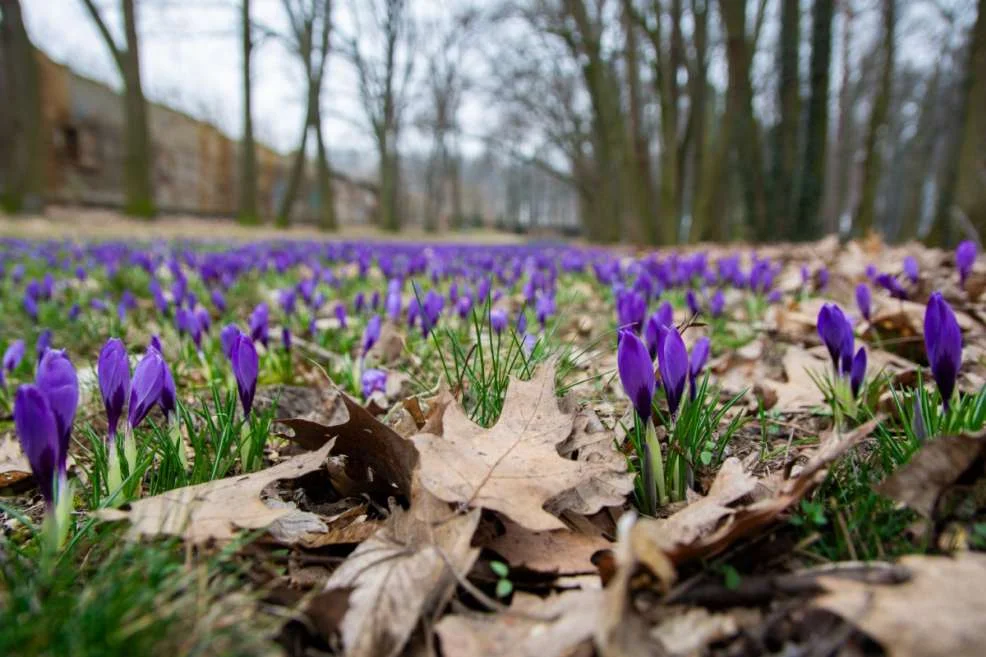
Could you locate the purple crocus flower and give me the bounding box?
[644,303,674,361]
[361,368,387,399]
[924,292,962,409]
[97,338,130,442]
[211,289,227,312]
[490,309,508,335]
[13,385,63,506]
[128,349,166,430]
[361,315,382,355]
[353,292,366,313]
[516,309,528,335]
[875,273,908,300]
[957,240,977,286]
[856,283,872,322]
[279,289,297,317]
[617,329,654,423]
[816,267,829,291]
[68,304,80,322]
[195,306,212,334]
[688,337,711,400]
[2,340,25,385]
[220,324,240,358]
[421,290,444,337]
[35,349,78,461]
[850,347,867,398]
[230,332,258,417]
[334,302,348,329]
[903,256,919,283]
[709,290,725,318]
[23,291,38,320]
[249,303,269,347]
[281,326,292,352]
[658,326,689,417]
[686,290,701,316]
[457,296,473,319]
[616,289,647,332]
[535,293,554,328]
[817,304,854,375]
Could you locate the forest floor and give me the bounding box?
[1,228,985,657]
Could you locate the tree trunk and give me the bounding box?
[238,0,259,224]
[773,0,800,239]
[855,0,895,237]
[943,0,986,244]
[378,133,400,231]
[0,0,44,213]
[795,0,833,241]
[313,103,337,231]
[277,96,313,227]
[897,66,941,241]
[683,0,709,242]
[721,0,768,240]
[121,0,154,217]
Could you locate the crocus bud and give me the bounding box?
[249,303,269,347]
[924,292,962,409]
[361,315,382,355]
[490,309,508,335]
[361,368,387,399]
[709,290,725,318]
[658,326,689,417]
[281,326,292,352]
[686,290,701,316]
[129,350,165,430]
[230,332,258,417]
[856,283,872,322]
[957,241,977,286]
[817,304,853,376]
[35,349,79,457]
[220,324,240,359]
[211,289,227,312]
[97,338,130,442]
[335,303,348,329]
[850,347,867,398]
[617,329,655,423]
[3,339,25,382]
[13,385,62,506]
[903,256,919,284]
[35,329,52,364]
[688,337,711,400]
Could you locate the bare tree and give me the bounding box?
[773,0,801,238]
[239,0,259,224]
[80,0,155,217]
[419,7,478,232]
[344,0,416,232]
[0,0,44,213]
[795,0,834,240]
[276,0,336,230]
[855,0,896,237]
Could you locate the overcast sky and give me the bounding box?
[22,1,975,162]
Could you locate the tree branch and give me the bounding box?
[80,0,126,74]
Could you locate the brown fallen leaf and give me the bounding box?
[277,388,418,498]
[815,552,986,657]
[436,590,600,657]
[547,406,635,516]
[412,364,590,532]
[878,432,986,518]
[323,486,481,657]
[0,435,32,489]
[484,517,612,574]
[635,418,882,568]
[97,441,334,543]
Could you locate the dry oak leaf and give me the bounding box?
[878,432,986,518]
[815,552,986,657]
[323,489,481,657]
[0,435,33,489]
[411,364,589,531]
[277,388,418,498]
[484,517,612,574]
[436,590,601,657]
[97,441,334,543]
[547,405,635,516]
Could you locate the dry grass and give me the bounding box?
[0,206,525,244]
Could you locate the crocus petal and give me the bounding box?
[851,347,867,398]
[855,283,871,321]
[13,385,60,505]
[617,329,655,422]
[97,338,130,441]
[924,292,962,407]
[231,333,259,417]
[35,349,78,458]
[658,327,689,417]
[220,324,240,359]
[129,350,165,429]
